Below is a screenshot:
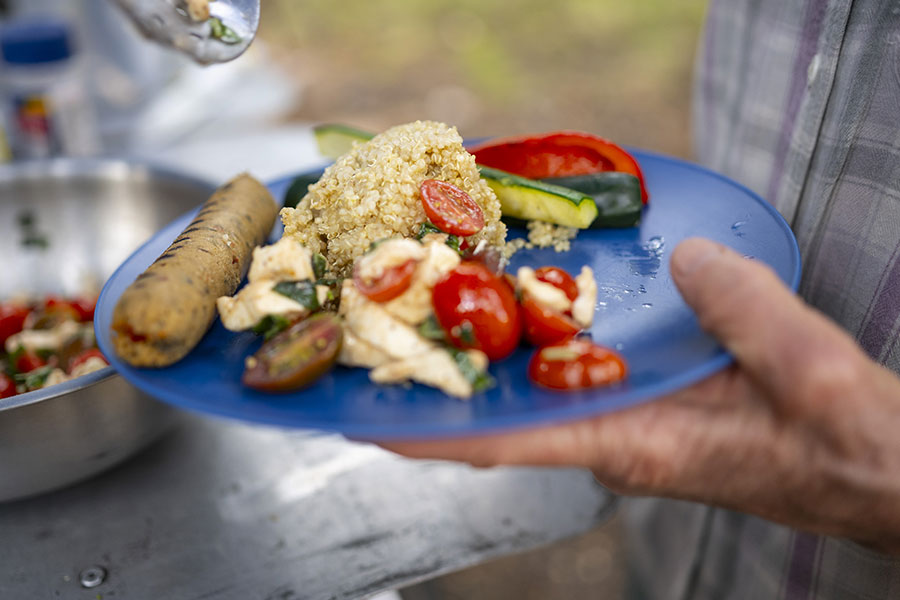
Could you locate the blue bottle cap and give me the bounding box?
[0,19,73,65]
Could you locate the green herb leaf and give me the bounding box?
[447,347,494,392]
[445,234,461,254]
[273,280,320,312]
[208,16,242,44]
[14,365,53,390]
[311,253,328,280]
[416,222,443,239]
[418,314,447,342]
[283,173,321,209]
[252,314,292,340]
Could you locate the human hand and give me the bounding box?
[381,238,900,554]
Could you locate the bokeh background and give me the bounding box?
[259,0,708,158]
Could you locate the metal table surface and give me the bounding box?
[0,412,615,599]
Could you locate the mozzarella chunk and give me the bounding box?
[71,356,108,377]
[370,348,473,399]
[516,266,572,313]
[382,240,461,325]
[248,237,315,283]
[339,281,433,359]
[338,329,390,369]
[355,238,426,283]
[571,266,598,328]
[217,280,308,331]
[5,319,80,354]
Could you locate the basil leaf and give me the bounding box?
[14,365,53,390]
[447,347,494,393]
[416,222,443,239]
[311,253,327,280]
[209,17,242,44]
[252,314,292,341]
[418,314,446,342]
[283,173,321,209]
[273,280,320,312]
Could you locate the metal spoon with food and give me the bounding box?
[112,0,259,64]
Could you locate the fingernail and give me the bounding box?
[671,238,725,277]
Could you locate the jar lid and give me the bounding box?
[0,19,73,65]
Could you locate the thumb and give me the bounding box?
[669,238,859,402]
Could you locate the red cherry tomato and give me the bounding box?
[420,179,485,237]
[0,303,29,347]
[0,373,16,399]
[520,295,581,347]
[68,348,107,374]
[534,266,578,302]
[353,258,418,303]
[528,339,627,390]
[16,350,47,374]
[432,261,521,361]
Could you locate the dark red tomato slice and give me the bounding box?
[528,339,627,390]
[520,295,581,347]
[68,348,107,373]
[242,313,343,392]
[534,266,578,302]
[432,261,521,361]
[16,350,47,374]
[420,179,485,236]
[0,303,29,347]
[0,373,15,399]
[353,258,418,303]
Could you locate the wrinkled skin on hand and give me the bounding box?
[381,238,900,555]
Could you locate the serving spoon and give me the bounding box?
[111,0,260,64]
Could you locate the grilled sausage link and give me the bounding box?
[111,173,278,367]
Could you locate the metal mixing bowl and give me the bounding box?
[0,158,216,502]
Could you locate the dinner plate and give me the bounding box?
[96,150,801,440]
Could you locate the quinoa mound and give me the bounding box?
[280,120,505,277]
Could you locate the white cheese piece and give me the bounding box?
[370,348,473,399]
[5,319,80,354]
[248,237,315,283]
[516,266,572,313]
[571,266,597,328]
[217,280,308,331]
[382,239,460,325]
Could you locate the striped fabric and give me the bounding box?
[622,0,900,597]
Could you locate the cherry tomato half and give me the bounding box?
[528,339,627,390]
[520,295,581,347]
[420,179,485,237]
[68,348,107,374]
[0,373,16,399]
[353,258,418,303]
[0,303,29,347]
[432,261,521,361]
[534,266,578,302]
[16,349,47,374]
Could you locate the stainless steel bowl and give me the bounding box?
[0,158,216,502]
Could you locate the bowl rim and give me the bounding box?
[0,156,218,413]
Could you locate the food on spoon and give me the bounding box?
[282,121,505,278]
[111,173,278,367]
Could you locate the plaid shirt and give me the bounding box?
[623,0,900,597]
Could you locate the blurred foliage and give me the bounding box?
[259,0,708,157]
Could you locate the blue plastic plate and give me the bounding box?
[96,150,800,440]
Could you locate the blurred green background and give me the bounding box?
[258,0,709,158]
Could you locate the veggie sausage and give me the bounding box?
[111,173,278,367]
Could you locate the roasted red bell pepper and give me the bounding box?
[469,131,649,203]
